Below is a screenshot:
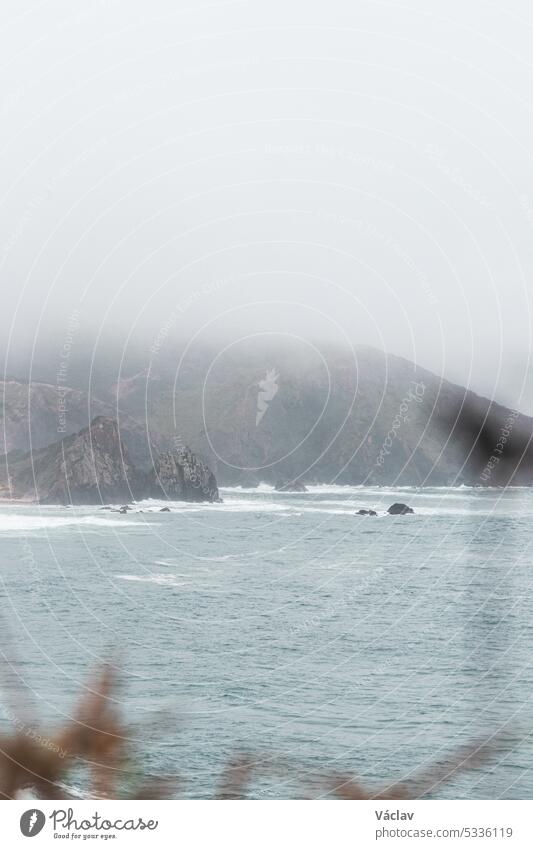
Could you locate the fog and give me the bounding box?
[2,0,533,411]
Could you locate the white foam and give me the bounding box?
[221,484,275,493]
[0,515,150,532]
[115,573,186,587]
[133,497,299,514]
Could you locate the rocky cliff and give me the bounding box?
[0,417,219,505]
[0,417,136,504]
[146,446,220,502]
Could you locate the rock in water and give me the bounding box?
[356,509,377,516]
[387,502,414,515]
[147,446,220,502]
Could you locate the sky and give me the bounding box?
[2,0,533,411]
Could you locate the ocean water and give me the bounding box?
[0,485,532,799]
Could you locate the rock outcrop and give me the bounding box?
[0,417,136,505]
[387,503,414,515]
[356,508,377,516]
[0,417,220,506]
[145,446,220,503]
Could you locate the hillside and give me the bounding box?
[109,342,533,487]
[0,378,172,471]
[2,342,532,487]
[0,379,105,455]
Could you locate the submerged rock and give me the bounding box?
[387,502,414,515]
[356,508,377,516]
[275,480,308,492]
[159,506,171,512]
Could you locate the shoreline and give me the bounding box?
[0,497,38,505]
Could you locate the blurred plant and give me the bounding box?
[0,664,511,800]
[328,738,503,799]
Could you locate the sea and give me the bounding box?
[0,485,531,799]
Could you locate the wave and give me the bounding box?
[114,573,187,588]
[0,515,151,532]
[133,497,302,514]
[221,483,533,495]
[220,484,276,493]
[1,484,530,531]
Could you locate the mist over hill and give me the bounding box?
[2,339,532,487]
